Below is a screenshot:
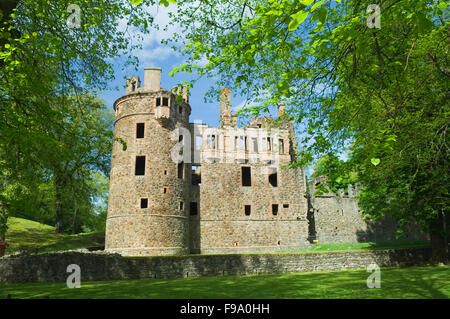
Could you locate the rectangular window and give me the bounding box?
[156,97,161,106]
[179,201,184,211]
[140,198,148,208]
[244,205,251,216]
[279,139,285,154]
[252,138,258,152]
[135,156,146,176]
[162,97,169,106]
[272,204,279,216]
[268,169,278,187]
[190,202,198,216]
[211,135,216,149]
[207,135,217,149]
[195,135,202,148]
[179,106,183,114]
[136,123,145,139]
[191,165,201,186]
[241,167,251,186]
[267,137,272,151]
[283,204,289,208]
[178,162,184,179]
[179,134,183,142]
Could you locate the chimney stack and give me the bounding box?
[144,67,162,91]
[278,103,286,117]
[220,88,231,127]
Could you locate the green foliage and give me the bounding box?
[311,154,358,195]
[0,0,157,235]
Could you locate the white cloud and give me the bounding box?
[121,3,184,67]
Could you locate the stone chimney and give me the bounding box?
[144,67,162,91]
[220,88,231,127]
[278,103,286,117]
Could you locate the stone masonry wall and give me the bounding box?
[0,248,434,283]
[199,162,309,254]
[308,177,429,243]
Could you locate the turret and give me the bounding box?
[106,67,191,256]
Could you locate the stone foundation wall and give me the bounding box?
[0,248,432,283]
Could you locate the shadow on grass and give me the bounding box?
[1,266,448,299]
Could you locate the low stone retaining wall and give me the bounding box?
[0,248,431,283]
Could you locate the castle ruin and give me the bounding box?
[105,68,426,256]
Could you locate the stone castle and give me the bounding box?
[105,67,426,256]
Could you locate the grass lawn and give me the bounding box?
[3,217,430,256]
[0,266,448,299]
[4,217,104,255]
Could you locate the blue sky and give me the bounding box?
[98,4,254,129]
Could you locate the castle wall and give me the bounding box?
[308,178,429,243]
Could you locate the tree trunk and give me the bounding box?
[430,211,448,264]
[71,202,78,235]
[54,177,65,234]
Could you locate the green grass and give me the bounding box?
[294,240,430,253]
[4,217,104,255]
[0,266,448,299]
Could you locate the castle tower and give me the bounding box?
[105,67,192,256]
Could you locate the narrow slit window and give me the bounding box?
[156,97,161,106]
[179,106,183,114]
[279,139,285,154]
[267,137,272,151]
[178,162,184,179]
[241,167,251,187]
[190,202,198,216]
[179,201,184,210]
[244,205,251,216]
[140,198,148,208]
[163,188,167,194]
[136,123,144,138]
[272,204,279,216]
[135,156,146,176]
[132,82,136,92]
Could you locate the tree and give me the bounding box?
[310,154,358,195]
[166,0,449,262]
[0,0,158,240]
[0,95,113,234]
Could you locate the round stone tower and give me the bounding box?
[105,67,191,256]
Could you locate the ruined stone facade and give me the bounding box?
[105,68,309,256]
[105,68,426,257]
